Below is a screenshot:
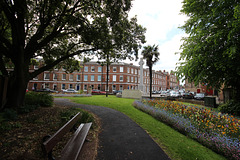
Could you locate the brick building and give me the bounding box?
[28,61,179,93]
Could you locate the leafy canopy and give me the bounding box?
[177,0,240,91]
[0,0,146,78]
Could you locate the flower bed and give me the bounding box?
[133,99,240,160]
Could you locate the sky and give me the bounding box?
[125,0,188,73]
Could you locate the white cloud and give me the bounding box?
[153,33,185,72]
[129,0,187,44]
[126,0,188,72]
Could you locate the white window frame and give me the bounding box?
[98,67,102,72]
[69,74,73,81]
[77,75,80,81]
[44,73,50,80]
[53,73,57,80]
[91,75,94,81]
[84,75,88,81]
[98,75,101,81]
[113,75,116,81]
[120,75,123,82]
[120,67,123,72]
[84,66,88,72]
[62,74,66,80]
[112,85,116,91]
[62,84,66,90]
[113,67,117,72]
[91,66,95,72]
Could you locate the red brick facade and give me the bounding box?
[28,62,179,93]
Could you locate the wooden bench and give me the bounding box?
[42,112,92,160]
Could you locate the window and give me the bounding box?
[62,84,66,89]
[98,75,101,81]
[131,68,133,74]
[135,77,137,83]
[53,84,57,90]
[131,77,133,82]
[91,75,94,81]
[113,85,116,91]
[120,75,123,81]
[45,83,49,88]
[69,74,73,81]
[127,67,130,73]
[34,65,39,70]
[77,75,80,81]
[44,73,50,80]
[84,84,87,90]
[120,67,123,72]
[127,76,130,82]
[84,66,88,72]
[98,67,102,72]
[135,69,137,74]
[62,74,66,80]
[113,67,117,72]
[53,73,57,80]
[120,85,123,90]
[69,84,73,89]
[91,66,95,72]
[84,75,88,81]
[113,75,116,81]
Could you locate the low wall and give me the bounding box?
[122,89,143,99]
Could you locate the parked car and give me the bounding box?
[62,89,78,93]
[170,91,181,98]
[92,89,106,94]
[113,90,122,95]
[182,92,194,99]
[160,91,168,97]
[36,88,58,93]
[194,93,205,100]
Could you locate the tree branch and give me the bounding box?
[29,48,96,79]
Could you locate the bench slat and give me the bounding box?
[43,112,81,153]
[59,122,92,160]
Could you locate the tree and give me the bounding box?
[0,0,146,109]
[142,45,160,99]
[177,0,240,101]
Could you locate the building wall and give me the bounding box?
[28,61,179,93]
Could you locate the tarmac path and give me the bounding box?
[54,98,171,160]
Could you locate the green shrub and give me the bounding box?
[18,104,40,114]
[218,100,240,116]
[25,91,53,107]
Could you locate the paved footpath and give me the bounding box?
[54,98,171,160]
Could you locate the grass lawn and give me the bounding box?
[65,95,226,160]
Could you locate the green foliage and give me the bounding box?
[142,45,160,98]
[60,108,95,129]
[24,91,53,108]
[18,104,40,114]
[218,100,240,116]
[177,0,240,95]
[0,0,146,108]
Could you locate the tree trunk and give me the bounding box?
[149,66,152,99]
[5,60,29,109]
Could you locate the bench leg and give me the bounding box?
[42,135,55,160]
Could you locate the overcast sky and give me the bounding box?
[125,0,188,73]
